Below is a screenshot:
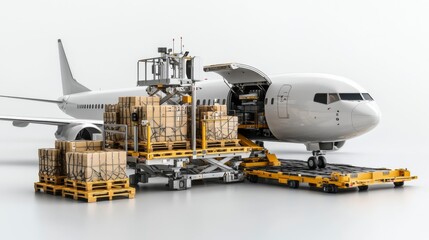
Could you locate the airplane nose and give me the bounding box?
[351,102,380,133]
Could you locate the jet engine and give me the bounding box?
[55,123,101,140]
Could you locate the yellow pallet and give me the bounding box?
[62,187,135,203]
[245,160,417,193]
[197,139,240,148]
[34,182,65,196]
[38,174,67,185]
[64,178,130,191]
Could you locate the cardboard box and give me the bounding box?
[100,150,127,180]
[65,151,102,182]
[38,148,63,176]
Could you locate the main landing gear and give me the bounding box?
[307,151,326,170]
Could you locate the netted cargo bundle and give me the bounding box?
[66,151,127,182]
[66,151,102,182]
[140,105,188,142]
[196,105,227,120]
[100,151,127,180]
[38,148,64,176]
[55,140,103,155]
[118,96,160,108]
[202,114,238,140]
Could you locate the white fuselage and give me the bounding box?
[60,73,380,145]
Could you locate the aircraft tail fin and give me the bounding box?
[58,39,90,95]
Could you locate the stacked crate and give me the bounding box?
[35,140,103,195]
[103,96,189,151]
[197,105,239,147]
[62,149,135,203]
[35,140,134,202]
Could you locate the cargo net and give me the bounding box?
[103,96,188,145]
[38,148,63,176]
[66,151,127,182]
[197,105,238,141]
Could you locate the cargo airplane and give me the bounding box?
[0,40,380,169]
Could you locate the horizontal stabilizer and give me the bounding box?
[0,115,103,127]
[0,94,62,104]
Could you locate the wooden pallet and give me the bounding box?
[120,140,190,151]
[38,174,67,185]
[197,139,241,148]
[34,182,65,196]
[64,178,130,191]
[143,141,190,151]
[62,187,135,203]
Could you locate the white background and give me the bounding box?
[0,1,428,239]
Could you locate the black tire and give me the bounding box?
[308,157,317,170]
[394,182,404,187]
[288,180,299,189]
[323,184,338,193]
[322,185,331,193]
[255,140,264,148]
[249,175,259,183]
[317,156,326,168]
[358,185,369,191]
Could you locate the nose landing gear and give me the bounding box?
[307,151,327,170]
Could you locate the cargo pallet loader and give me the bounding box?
[104,46,256,190]
[102,46,417,193]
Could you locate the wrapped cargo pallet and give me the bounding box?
[55,140,103,155]
[196,105,238,141]
[101,151,127,180]
[139,105,188,142]
[118,96,160,108]
[66,150,127,182]
[66,151,102,182]
[38,148,63,176]
[202,113,238,140]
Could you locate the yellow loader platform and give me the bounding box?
[244,159,417,193]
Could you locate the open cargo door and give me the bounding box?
[203,63,271,85]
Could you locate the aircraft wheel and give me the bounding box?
[288,180,299,189]
[394,182,404,187]
[307,157,317,170]
[317,156,326,168]
[358,185,369,191]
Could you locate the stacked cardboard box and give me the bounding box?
[197,105,238,141]
[65,150,127,182]
[139,105,188,142]
[103,96,188,144]
[38,140,103,177]
[38,148,62,176]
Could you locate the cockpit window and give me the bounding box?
[339,93,363,101]
[314,93,327,104]
[328,93,339,104]
[362,93,374,101]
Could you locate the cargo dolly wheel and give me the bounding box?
[358,185,369,191]
[287,180,299,189]
[317,156,326,169]
[307,157,317,170]
[322,184,338,193]
[394,182,404,187]
[248,175,259,183]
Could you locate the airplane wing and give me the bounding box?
[0,115,103,127]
